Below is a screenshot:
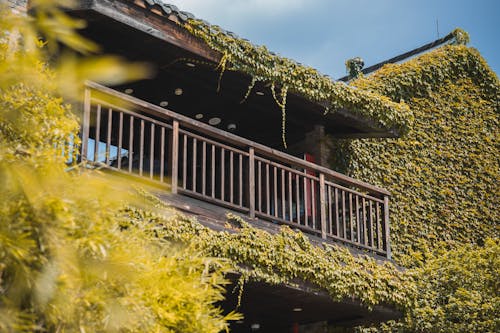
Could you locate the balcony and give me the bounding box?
[81,81,392,259]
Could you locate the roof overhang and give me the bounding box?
[51,0,401,148]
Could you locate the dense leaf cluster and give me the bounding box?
[181,19,413,139]
[329,44,499,331]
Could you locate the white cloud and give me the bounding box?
[166,0,315,21]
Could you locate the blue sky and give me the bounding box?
[167,0,499,79]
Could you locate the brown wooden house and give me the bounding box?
[25,0,410,331]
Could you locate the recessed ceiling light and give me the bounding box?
[292,307,303,312]
[186,62,196,68]
[227,123,236,130]
[159,101,169,107]
[208,117,221,126]
[174,88,183,96]
[124,88,134,94]
[255,91,264,96]
[250,323,260,330]
[236,320,244,324]
[195,113,204,119]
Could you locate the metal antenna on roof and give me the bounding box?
[436,19,440,38]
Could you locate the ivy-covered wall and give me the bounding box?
[331,45,499,266]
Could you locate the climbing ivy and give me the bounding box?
[124,199,415,313]
[180,19,414,144]
[328,42,499,332]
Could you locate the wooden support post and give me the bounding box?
[81,88,91,163]
[383,195,391,259]
[248,147,255,218]
[171,120,179,194]
[319,173,327,239]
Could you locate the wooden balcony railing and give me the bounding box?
[81,81,392,258]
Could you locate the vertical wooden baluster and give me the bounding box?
[106,108,112,165]
[182,134,187,189]
[94,104,101,162]
[376,202,381,250]
[266,163,270,215]
[192,138,197,192]
[350,193,354,242]
[334,188,339,236]
[81,89,91,163]
[160,127,165,183]
[303,175,308,227]
[257,160,262,212]
[369,200,374,248]
[384,195,391,259]
[128,116,134,173]
[328,185,332,235]
[211,145,215,198]
[342,191,346,240]
[230,151,234,203]
[288,171,292,222]
[239,154,243,206]
[362,197,367,246]
[296,174,300,225]
[202,141,206,195]
[281,169,285,219]
[311,178,316,229]
[273,166,278,218]
[117,112,123,169]
[248,148,255,217]
[170,121,179,193]
[149,123,155,179]
[139,120,144,176]
[356,195,361,244]
[319,174,327,239]
[220,148,225,201]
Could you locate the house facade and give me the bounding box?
[4,0,497,332]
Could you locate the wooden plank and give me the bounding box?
[220,148,225,201]
[257,160,262,212]
[106,108,112,165]
[139,119,144,176]
[369,200,374,248]
[94,104,101,162]
[117,111,123,169]
[296,174,300,225]
[211,145,215,198]
[334,188,339,237]
[342,191,346,240]
[170,121,179,193]
[192,137,197,192]
[202,141,206,195]
[327,185,332,235]
[248,148,255,217]
[349,193,354,242]
[160,126,165,182]
[362,197,367,246]
[230,150,234,203]
[311,178,316,229]
[182,133,187,189]
[356,195,361,244]
[266,163,270,215]
[384,196,391,259]
[319,173,327,239]
[128,115,134,173]
[149,123,155,179]
[376,202,381,250]
[239,154,243,206]
[81,88,91,162]
[273,167,278,218]
[288,171,292,222]
[281,169,286,219]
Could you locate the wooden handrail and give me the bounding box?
[85,81,390,197]
[82,82,392,258]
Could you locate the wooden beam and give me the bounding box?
[78,0,221,62]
